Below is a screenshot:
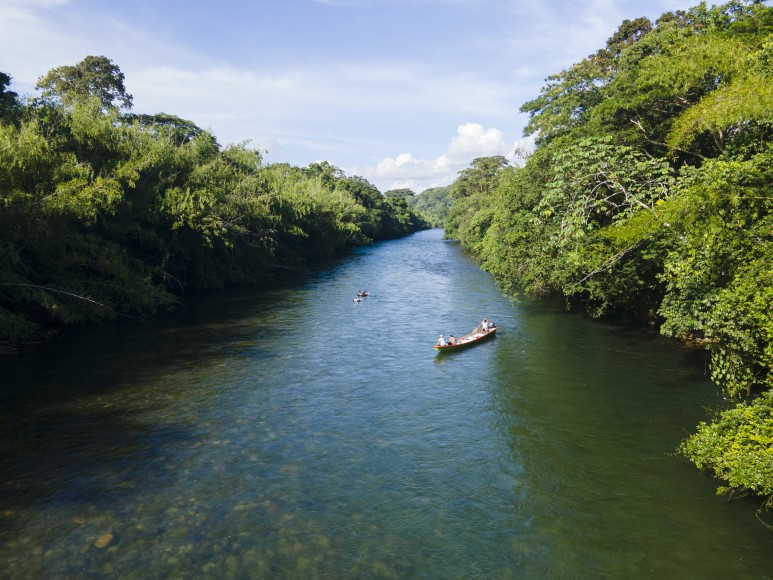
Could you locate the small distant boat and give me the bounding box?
[353,296,362,302]
[357,291,370,297]
[434,325,496,352]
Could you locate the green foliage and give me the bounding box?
[383,194,428,238]
[36,55,133,111]
[383,188,413,199]
[659,150,773,396]
[339,176,388,241]
[667,37,773,153]
[520,57,609,144]
[445,156,509,250]
[123,113,210,146]
[478,160,553,296]
[451,156,509,199]
[406,186,452,228]
[0,72,19,123]
[680,389,773,506]
[539,136,673,245]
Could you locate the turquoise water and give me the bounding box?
[1,229,770,578]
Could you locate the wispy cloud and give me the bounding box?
[127,61,516,152]
[0,0,694,193]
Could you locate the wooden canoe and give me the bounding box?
[434,325,496,352]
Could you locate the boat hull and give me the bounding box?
[434,327,496,352]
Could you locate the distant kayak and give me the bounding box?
[434,325,496,352]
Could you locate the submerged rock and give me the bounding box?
[94,533,114,549]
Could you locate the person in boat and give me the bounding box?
[448,334,457,345]
[477,318,490,333]
[436,335,447,347]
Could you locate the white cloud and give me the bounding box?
[362,123,534,193]
[123,60,517,165]
[444,123,509,163]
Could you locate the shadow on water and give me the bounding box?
[0,406,191,509]
[0,281,307,414]
[0,275,315,539]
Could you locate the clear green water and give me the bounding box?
[1,229,770,578]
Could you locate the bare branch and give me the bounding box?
[0,283,112,310]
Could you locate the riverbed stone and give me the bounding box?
[94,533,114,549]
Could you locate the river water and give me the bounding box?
[0,228,770,578]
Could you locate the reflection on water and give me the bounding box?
[1,229,771,578]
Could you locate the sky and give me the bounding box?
[1,0,700,193]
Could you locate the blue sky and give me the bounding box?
[1,0,699,192]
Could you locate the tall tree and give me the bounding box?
[520,18,654,145]
[0,72,19,122]
[445,156,509,250]
[36,55,133,111]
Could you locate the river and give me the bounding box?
[0,228,770,578]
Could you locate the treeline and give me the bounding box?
[444,1,773,508]
[0,58,428,352]
[405,186,453,227]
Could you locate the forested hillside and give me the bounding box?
[444,1,773,509]
[406,186,453,227]
[0,58,428,352]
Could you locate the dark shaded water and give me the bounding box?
[1,229,770,578]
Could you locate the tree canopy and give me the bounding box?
[36,55,134,110]
[0,72,19,122]
[406,186,453,228]
[0,57,428,353]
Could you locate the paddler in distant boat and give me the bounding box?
[448,334,457,345]
[436,335,447,347]
[477,318,490,333]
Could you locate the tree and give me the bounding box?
[680,389,773,510]
[406,186,452,228]
[124,113,210,146]
[445,156,509,249]
[520,18,654,145]
[451,156,509,199]
[36,55,133,111]
[0,72,19,122]
[666,36,773,154]
[383,188,414,200]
